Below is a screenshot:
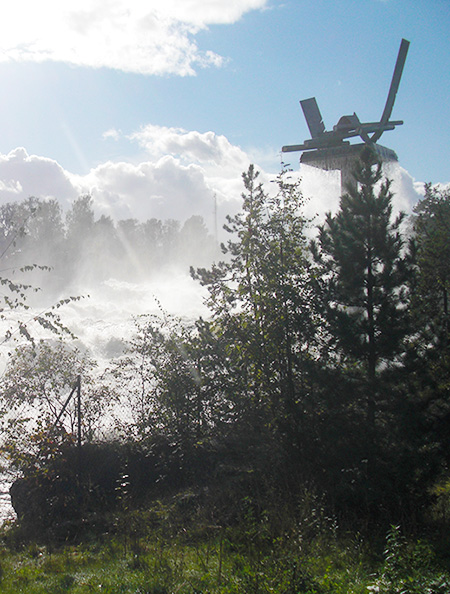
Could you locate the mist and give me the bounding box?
[0,160,424,366]
[0,194,215,370]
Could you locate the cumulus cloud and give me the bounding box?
[0,148,79,203]
[122,124,253,225]
[0,136,249,233]
[129,124,250,171]
[0,0,268,75]
[0,128,424,240]
[102,129,122,142]
[85,157,218,223]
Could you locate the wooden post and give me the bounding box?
[76,376,82,483]
[77,375,82,449]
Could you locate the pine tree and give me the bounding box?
[311,148,410,435]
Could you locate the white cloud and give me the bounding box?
[129,124,250,171]
[0,0,268,75]
[0,140,248,232]
[102,129,121,142]
[0,131,424,242]
[0,148,79,203]
[84,157,217,222]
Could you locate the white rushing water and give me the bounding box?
[62,273,209,363]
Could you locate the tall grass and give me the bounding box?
[0,510,449,594]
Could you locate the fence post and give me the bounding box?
[77,375,82,449]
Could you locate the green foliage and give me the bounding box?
[0,516,448,594]
[192,165,319,472]
[368,525,450,593]
[308,148,426,520]
[0,341,111,466]
[430,476,450,524]
[4,160,450,554]
[311,147,409,375]
[109,313,231,450]
[405,185,450,472]
[412,184,450,336]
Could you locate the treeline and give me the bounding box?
[0,194,218,294]
[2,148,450,539]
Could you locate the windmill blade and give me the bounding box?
[381,38,410,123]
[300,97,326,138]
[371,38,409,142]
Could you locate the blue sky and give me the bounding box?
[0,0,448,226]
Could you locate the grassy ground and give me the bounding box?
[0,514,449,594]
[0,534,369,593]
